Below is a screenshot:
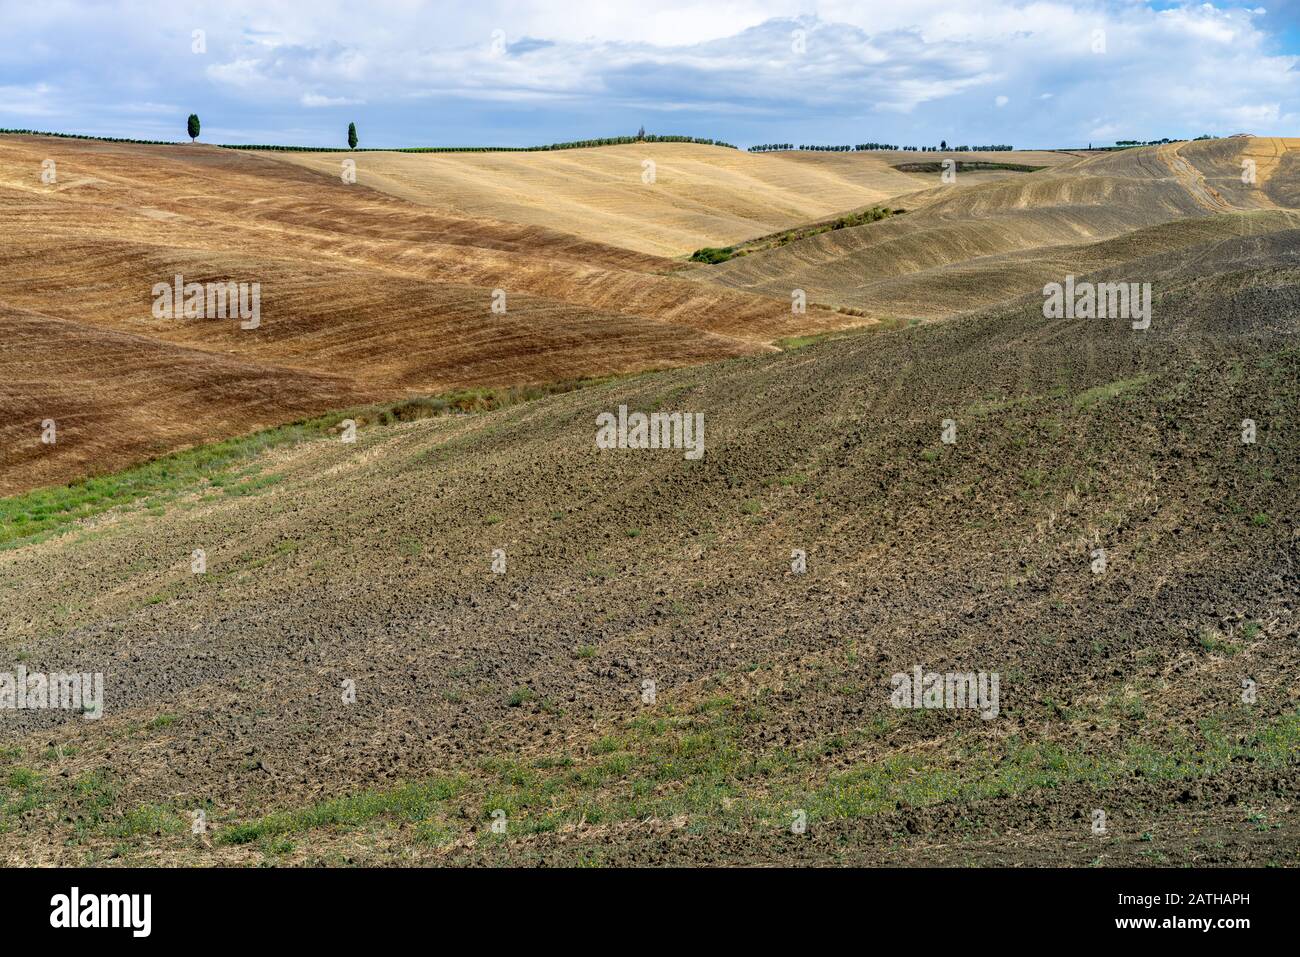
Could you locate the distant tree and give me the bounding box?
[637,125,646,141]
[940,139,947,150]
[348,122,358,150]
[187,114,201,143]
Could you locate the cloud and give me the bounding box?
[0,2,1296,148]
[0,82,59,118]
[300,93,366,108]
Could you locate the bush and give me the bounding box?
[689,247,735,264]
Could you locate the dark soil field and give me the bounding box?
[1,205,1296,865]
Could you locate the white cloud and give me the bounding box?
[300,93,366,107]
[1,2,1296,147]
[0,82,59,117]
[119,101,179,114]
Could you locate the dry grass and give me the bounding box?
[266,142,943,257]
[702,138,1300,317]
[0,135,861,493]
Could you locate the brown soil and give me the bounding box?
[0,136,858,495]
[1,230,1295,866]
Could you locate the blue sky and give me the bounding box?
[2,1,1297,149]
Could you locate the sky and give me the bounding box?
[1,1,1297,150]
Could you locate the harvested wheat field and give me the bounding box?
[0,135,872,495]
[265,144,1080,257]
[700,137,1300,318]
[267,142,948,257]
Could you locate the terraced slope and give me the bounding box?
[1,232,1294,866]
[702,138,1300,319]
[0,135,855,494]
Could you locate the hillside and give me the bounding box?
[1,230,1295,865]
[700,138,1300,319]
[0,135,857,495]
[265,144,1078,257]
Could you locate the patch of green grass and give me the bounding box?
[0,766,47,824]
[694,696,734,714]
[218,702,751,846]
[208,690,1300,859]
[0,426,325,550]
[5,767,39,791]
[66,770,120,839]
[1072,375,1151,409]
[1198,628,1242,656]
[260,836,296,857]
[805,708,1299,822]
[222,473,286,497]
[0,377,614,550]
[216,776,467,846]
[413,822,454,847]
[107,803,187,838]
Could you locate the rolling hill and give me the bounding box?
[265,144,1083,258]
[699,137,1300,320]
[1,131,1297,867]
[0,135,870,495]
[265,142,929,258]
[1,225,1295,865]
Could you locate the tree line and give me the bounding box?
[749,142,1015,153]
[9,119,1223,156]
[1,122,737,153]
[1115,135,1217,147]
[231,134,737,153]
